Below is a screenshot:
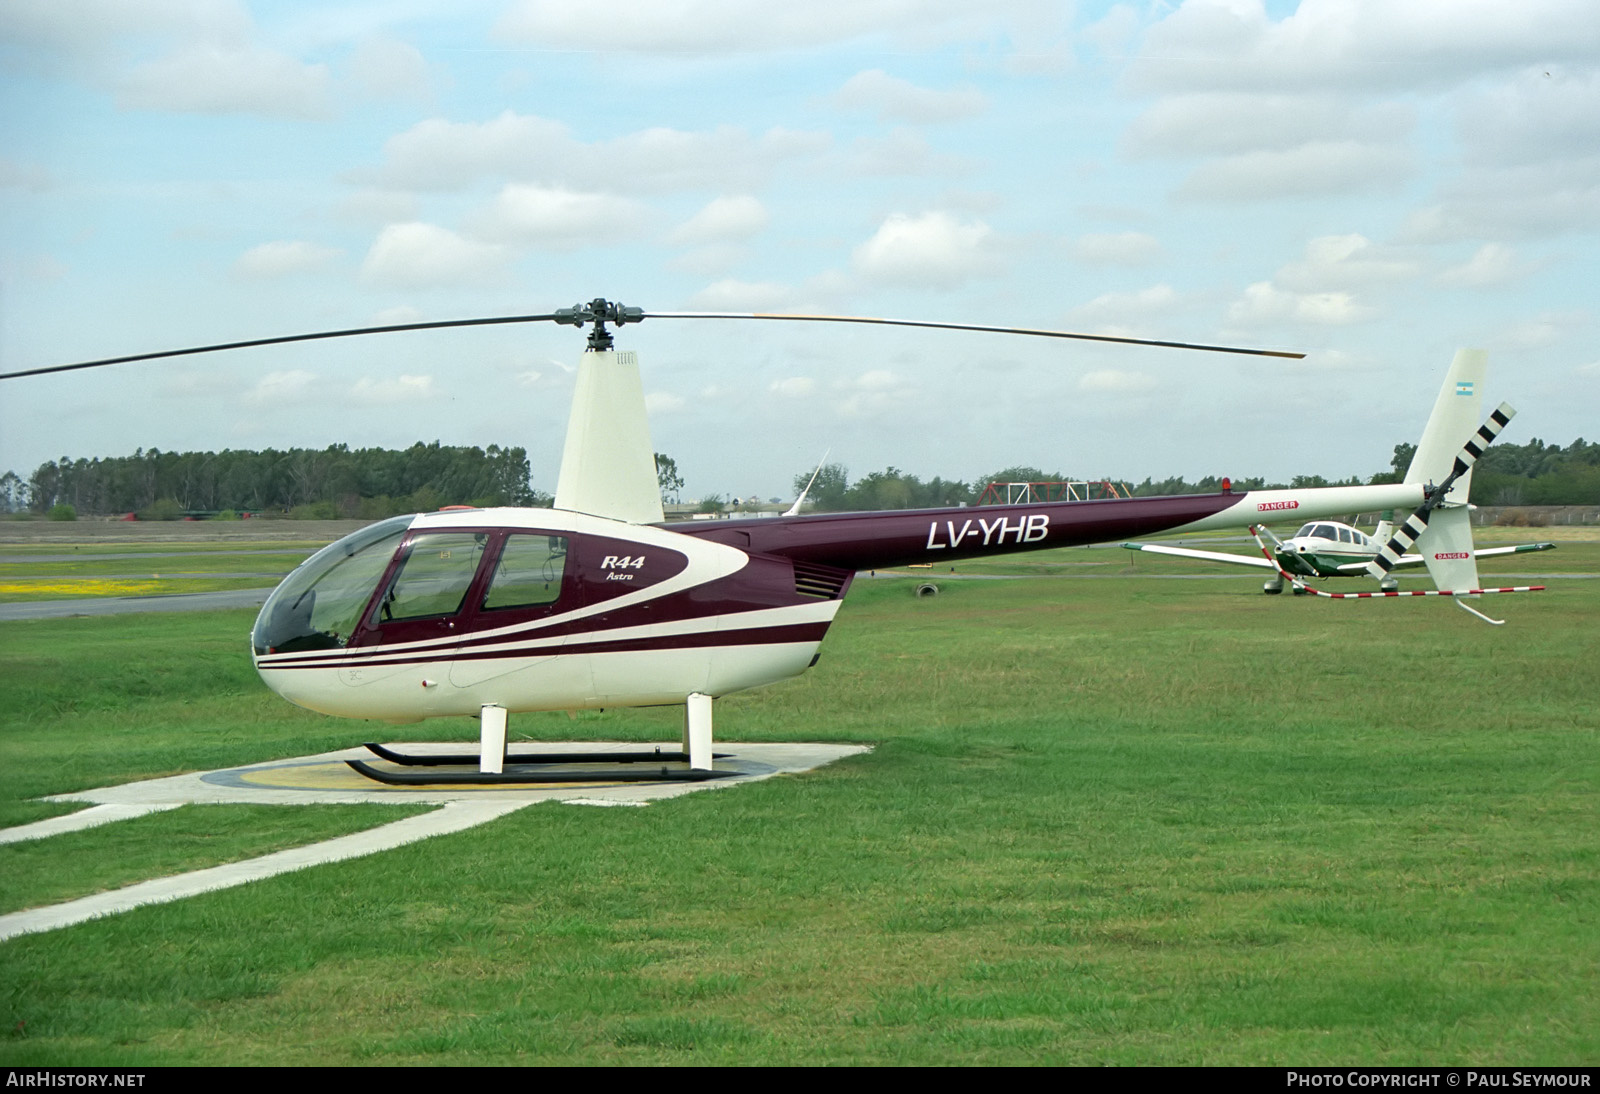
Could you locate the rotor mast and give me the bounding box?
[552,298,663,525]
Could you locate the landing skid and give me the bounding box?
[348,742,738,785]
[346,758,737,785]
[360,742,730,767]
[346,693,730,784]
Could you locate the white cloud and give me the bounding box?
[245,369,318,407]
[348,37,433,103]
[1227,281,1374,326]
[1437,244,1529,288]
[771,377,816,397]
[0,0,252,62]
[1497,310,1588,348]
[668,195,769,246]
[688,280,794,311]
[372,305,423,325]
[1400,164,1600,242]
[348,374,438,406]
[364,112,572,191]
[602,125,829,192]
[1220,236,1413,329]
[666,245,748,277]
[232,240,342,279]
[1455,67,1600,169]
[1123,94,1413,159]
[359,223,510,288]
[0,158,54,191]
[1067,284,1180,330]
[833,367,913,418]
[1131,0,1600,95]
[493,1,1053,55]
[1176,141,1412,201]
[337,189,420,226]
[367,111,829,194]
[853,369,899,391]
[645,392,687,414]
[1079,369,1156,393]
[2,253,69,282]
[832,69,988,123]
[844,129,972,177]
[116,43,332,119]
[1273,234,1419,292]
[1073,232,1161,266]
[472,184,649,250]
[1081,3,1140,59]
[851,211,998,289]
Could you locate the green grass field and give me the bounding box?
[0,539,1595,1064]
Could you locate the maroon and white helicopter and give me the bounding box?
[2,301,1540,782]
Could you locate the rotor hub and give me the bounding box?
[553,298,645,351]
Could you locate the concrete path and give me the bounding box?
[0,801,526,942]
[0,802,183,844]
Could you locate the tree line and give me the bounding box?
[790,438,1600,512]
[5,443,543,519]
[3,436,1594,520]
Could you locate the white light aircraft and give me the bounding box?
[1122,350,1554,602]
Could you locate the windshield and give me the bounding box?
[252,515,414,654]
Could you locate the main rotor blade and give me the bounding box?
[4,299,1306,381]
[645,310,1306,359]
[0,313,565,380]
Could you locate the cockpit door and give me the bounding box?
[340,531,494,687]
[448,531,583,689]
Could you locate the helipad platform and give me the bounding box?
[0,741,869,941]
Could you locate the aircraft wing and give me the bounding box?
[1121,542,1277,570]
[1476,541,1557,560]
[1332,540,1555,575]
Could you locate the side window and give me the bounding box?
[380,533,488,622]
[483,534,569,611]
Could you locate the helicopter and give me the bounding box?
[1121,351,1555,595]
[0,301,1542,781]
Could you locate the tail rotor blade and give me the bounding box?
[1366,402,1515,580]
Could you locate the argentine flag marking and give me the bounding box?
[1456,380,1475,396]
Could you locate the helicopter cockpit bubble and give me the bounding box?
[252,514,414,655]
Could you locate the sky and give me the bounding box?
[1,0,1597,504]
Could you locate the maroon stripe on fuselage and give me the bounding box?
[255,621,829,671]
[668,493,1242,571]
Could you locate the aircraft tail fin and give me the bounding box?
[1405,348,1486,505]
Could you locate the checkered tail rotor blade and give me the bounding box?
[1365,402,1515,580]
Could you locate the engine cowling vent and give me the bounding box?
[793,560,851,600]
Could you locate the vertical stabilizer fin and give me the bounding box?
[1406,348,1486,505]
[554,349,665,525]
